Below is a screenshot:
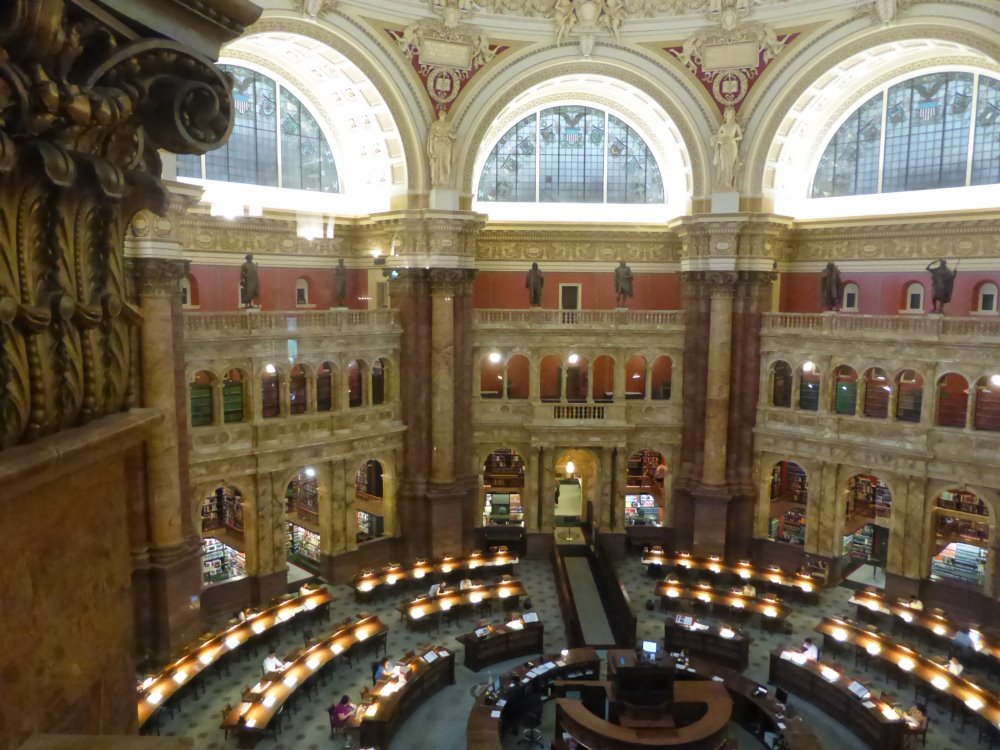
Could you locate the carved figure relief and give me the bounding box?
[295,0,337,17]
[389,11,507,114]
[666,0,796,113]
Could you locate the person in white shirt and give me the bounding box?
[263,651,287,673]
[947,655,964,676]
[802,638,819,661]
[907,596,924,611]
[428,582,442,597]
[459,578,473,590]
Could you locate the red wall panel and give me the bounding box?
[779,271,1000,316]
[188,264,369,311]
[472,271,680,310]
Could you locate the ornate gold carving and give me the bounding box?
[0,0,256,450]
[429,268,476,294]
[477,228,680,263]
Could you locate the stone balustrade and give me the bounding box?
[184,309,400,339]
[474,309,684,330]
[763,312,1000,343]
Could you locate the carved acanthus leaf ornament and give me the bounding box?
[0,0,256,449]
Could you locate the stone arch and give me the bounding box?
[222,13,425,197]
[741,17,1000,205]
[454,51,713,203]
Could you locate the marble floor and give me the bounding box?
[149,549,993,750]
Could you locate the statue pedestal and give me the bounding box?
[616,306,629,311]
[711,191,740,213]
[429,188,459,210]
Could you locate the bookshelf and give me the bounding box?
[222,377,244,423]
[202,487,244,536]
[483,492,524,526]
[201,537,246,585]
[974,387,1000,431]
[863,383,890,418]
[286,522,321,567]
[847,475,891,521]
[357,510,384,542]
[484,449,525,489]
[625,493,660,526]
[287,473,319,523]
[931,542,987,587]
[626,450,660,489]
[937,489,988,516]
[834,380,857,415]
[356,460,384,498]
[770,462,807,504]
[770,510,805,545]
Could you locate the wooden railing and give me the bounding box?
[552,546,585,649]
[595,534,637,648]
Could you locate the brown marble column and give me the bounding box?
[128,249,203,658]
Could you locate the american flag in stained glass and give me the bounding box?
[233,91,252,115]
[917,100,940,121]
[563,127,581,146]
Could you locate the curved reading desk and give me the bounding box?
[641,549,820,598]
[353,549,518,600]
[137,585,332,728]
[466,647,601,750]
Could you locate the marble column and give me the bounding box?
[127,246,203,658]
[540,449,556,533]
[598,446,614,532]
[430,271,457,484]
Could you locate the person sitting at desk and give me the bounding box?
[328,694,357,744]
[374,657,393,683]
[263,650,287,673]
[947,655,964,676]
[428,581,443,596]
[459,578,473,590]
[741,582,756,597]
[906,595,924,611]
[902,703,927,749]
[801,638,819,661]
[236,607,252,622]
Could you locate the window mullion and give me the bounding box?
[966,73,980,186]
[535,112,540,203]
[876,91,888,193]
[603,111,609,204]
[275,86,283,189]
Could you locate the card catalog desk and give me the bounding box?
[466,647,601,750]
[137,586,332,727]
[358,645,456,749]
[220,614,385,735]
[456,614,544,671]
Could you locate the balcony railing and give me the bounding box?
[185,309,400,338]
[553,405,606,420]
[475,309,684,329]
[763,313,1000,341]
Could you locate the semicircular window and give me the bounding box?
[477,105,664,204]
[812,71,1000,198]
[177,64,339,193]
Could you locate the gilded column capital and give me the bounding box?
[429,268,475,296]
[127,257,190,298]
[390,267,429,295]
[681,270,739,298]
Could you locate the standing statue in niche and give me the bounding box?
[711,106,743,191]
[614,260,634,308]
[526,262,544,307]
[427,110,456,188]
[927,259,958,313]
[240,253,260,308]
[819,262,845,311]
[334,258,347,307]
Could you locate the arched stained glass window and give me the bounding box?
[177,65,339,193]
[811,72,1000,198]
[477,105,664,204]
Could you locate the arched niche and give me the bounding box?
[285,467,321,571]
[480,353,504,398]
[832,365,858,415]
[844,473,892,573]
[355,459,386,544]
[592,355,615,403]
[317,361,336,412]
[767,461,808,546]
[540,355,562,401]
[895,369,924,423]
[862,367,890,419]
[508,355,529,399]
[771,361,792,407]
[931,487,991,590]
[289,363,308,415]
[261,364,282,418]
[626,355,647,399]
[482,448,526,529]
[651,356,672,400]
[798,361,820,411]
[624,449,667,528]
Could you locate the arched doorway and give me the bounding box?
[767,461,807,545]
[843,473,892,581]
[624,449,667,527]
[355,459,386,544]
[481,448,526,553]
[931,488,990,590]
[285,467,321,574]
[554,450,598,543]
[199,484,246,586]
